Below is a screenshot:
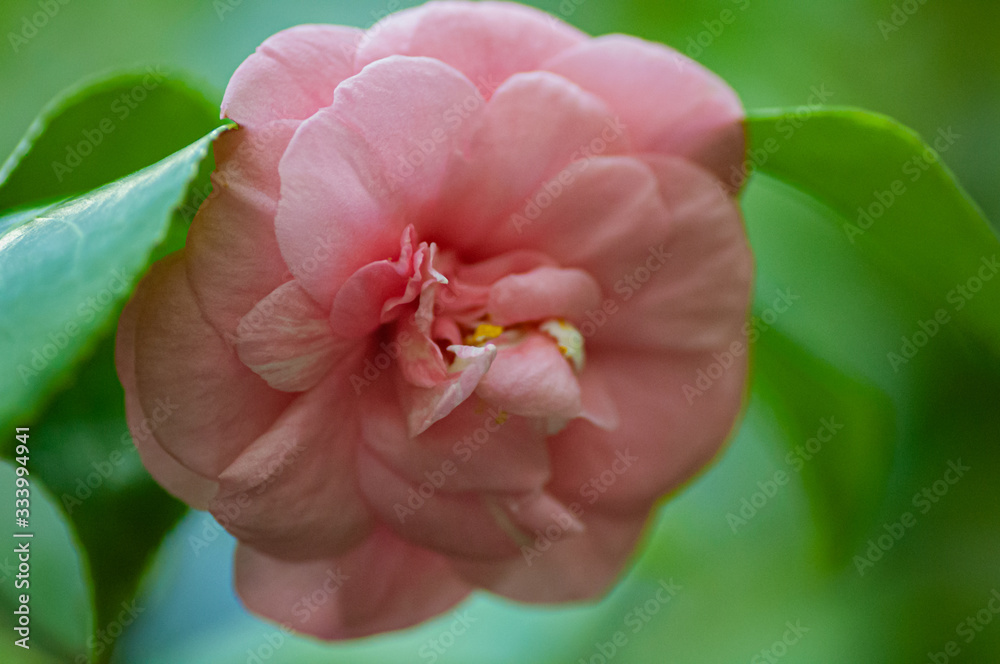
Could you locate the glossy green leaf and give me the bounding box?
[752,328,895,564]
[0,458,93,662]
[0,125,227,434]
[743,108,1000,565]
[747,108,1000,364]
[0,70,219,211]
[21,335,188,664]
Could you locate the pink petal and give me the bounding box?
[355,1,586,99]
[547,348,748,515]
[395,309,449,389]
[115,281,218,508]
[452,509,647,603]
[454,250,557,285]
[487,266,602,327]
[431,71,628,250]
[484,155,751,352]
[274,56,482,307]
[185,120,298,338]
[329,226,419,338]
[234,280,345,392]
[234,527,470,639]
[360,389,550,494]
[475,333,582,422]
[404,344,496,437]
[212,364,374,559]
[358,448,575,561]
[543,34,745,187]
[589,155,752,352]
[356,447,524,560]
[577,366,620,431]
[472,156,665,274]
[132,254,292,478]
[222,25,361,128]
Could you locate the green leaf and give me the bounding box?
[752,328,895,564]
[0,125,228,434]
[21,335,188,664]
[0,457,94,662]
[746,108,1000,364]
[0,70,220,211]
[743,107,1000,565]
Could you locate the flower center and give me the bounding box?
[461,318,586,373]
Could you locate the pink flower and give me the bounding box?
[116,0,752,639]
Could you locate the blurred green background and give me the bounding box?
[1,1,998,663]
[2,0,997,223]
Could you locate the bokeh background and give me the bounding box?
[1,1,998,662]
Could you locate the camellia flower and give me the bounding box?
[116,0,752,639]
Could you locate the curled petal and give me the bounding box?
[329,226,424,338]
[487,266,602,327]
[475,333,582,422]
[404,343,496,437]
[592,155,752,352]
[396,310,449,389]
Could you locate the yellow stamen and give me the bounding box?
[539,319,585,373]
[464,322,504,346]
